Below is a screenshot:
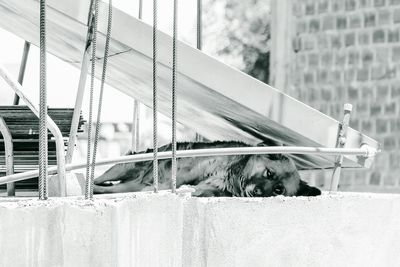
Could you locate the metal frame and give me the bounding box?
[0,145,377,186]
[0,117,15,196]
[0,65,66,196]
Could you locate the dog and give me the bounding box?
[94,141,321,197]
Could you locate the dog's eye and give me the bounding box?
[262,169,272,179]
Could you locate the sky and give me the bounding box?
[0,0,199,122]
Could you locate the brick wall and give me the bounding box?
[271,0,400,192]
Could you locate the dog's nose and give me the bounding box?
[273,184,285,195]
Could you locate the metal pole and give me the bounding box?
[0,145,378,186]
[171,0,178,193]
[196,0,202,50]
[66,0,99,164]
[152,0,159,193]
[0,117,15,196]
[195,0,203,142]
[131,0,143,153]
[330,103,353,192]
[38,0,48,200]
[138,0,143,19]
[89,0,113,199]
[85,0,99,200]
[66,52,90,164]
[13,41,30,105]
[131,103,140,152]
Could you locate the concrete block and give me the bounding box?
[1,192,400,266]
[48,173,85,197]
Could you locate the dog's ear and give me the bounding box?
[227,155,250,176]
[225,155,251,196]
[296,180,321,196]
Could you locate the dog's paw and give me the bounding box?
[176,185,196,196]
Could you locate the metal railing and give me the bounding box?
[0,117,15,196]
[0,145,377,187]
[0,65,67,196]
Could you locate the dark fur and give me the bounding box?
[94,141,321,197]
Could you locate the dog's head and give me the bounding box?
[227,154,321,197]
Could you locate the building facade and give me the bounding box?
[270,0,400,192]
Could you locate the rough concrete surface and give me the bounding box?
[0,192,400,267]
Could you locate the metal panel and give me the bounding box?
[0,0,379,169]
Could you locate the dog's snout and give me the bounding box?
[273,183,285,195]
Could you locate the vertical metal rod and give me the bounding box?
[131,0,143,153]
[131,103,140,152]
[171,0,178,193]
[13,41,31,105]
[138,0,143,19]
[330,103,353,192]
[0,117,15,196]
[89,0,113,199]
[152,0,159,192]
[196,0,202,50]
[85,0,99,200]
[39,0,48,200]
[195,0,203,142]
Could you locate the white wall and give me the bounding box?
[1,192,400,267]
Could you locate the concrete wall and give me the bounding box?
[1,192,400,267]
[270,0,400,193]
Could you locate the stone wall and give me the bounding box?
[271,0,400,192]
